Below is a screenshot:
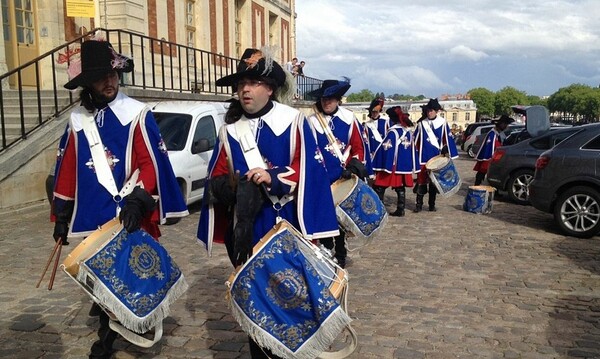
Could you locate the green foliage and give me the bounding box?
[467,88,495,118]
[346,89,375,102]
[494,87,528,116]
[548,84,600,122]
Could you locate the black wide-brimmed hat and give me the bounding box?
[492,114,515,125]
[367,98,385,113]
[386,106,413,127]
[215,48,286,87]
[64,40,133,90]
[423,98,443,112]
[306,79,351,99]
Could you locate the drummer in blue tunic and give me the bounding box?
[372,106,419,217]
[412,98,459,212]
[363,97,388,155]
[197,48,339,359]
[473,115,514,185]
[306,78,368,269]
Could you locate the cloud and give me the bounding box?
[447,46,489,61]
[295,0,600,96]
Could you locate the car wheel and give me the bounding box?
[467,145,475,158]
[553,186,600,238]
[507,169,534,205]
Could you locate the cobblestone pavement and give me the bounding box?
[1,153,599,359]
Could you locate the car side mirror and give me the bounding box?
[192,139,210,154]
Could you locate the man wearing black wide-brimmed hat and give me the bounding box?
[197,48,340,359]
[412,98,459,212]
[51,38,188,358]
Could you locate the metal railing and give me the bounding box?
[0,27,323,153]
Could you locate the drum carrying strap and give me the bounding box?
[81,111,141,212]
[232,120,294,216]
[422,120,441,150]
[109,320,163,348]
[312,105,351,166]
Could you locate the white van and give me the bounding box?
[149,101,227,207]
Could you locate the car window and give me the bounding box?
[193,115,217,150]
[480,127,493,135]
[582,134,600,150]
[155,112,193,151]
[530,129,578,150]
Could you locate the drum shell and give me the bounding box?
[330,174,388,240]
[426,155,462,197]
[463,185,495,214]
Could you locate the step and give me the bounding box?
[1,102,71,116]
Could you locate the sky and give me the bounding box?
[295,0,600,98]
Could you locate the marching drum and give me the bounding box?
[463,185,495,214]
[226,220,356,359]
[62,218,188,347]
[330,174,388,240]
[426,155,462,197]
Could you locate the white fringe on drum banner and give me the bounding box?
[78,269,189,334]
[431,177,462,198]
[230,299,352,359]
[336,208,389,243]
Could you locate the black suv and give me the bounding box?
[529,123,600,238]
[486,126,579,205]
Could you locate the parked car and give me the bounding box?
[150,101,227,210]
[470,124,525,158]
[486,126,580,205]
[461,121,492,152]
[529,123,600,238]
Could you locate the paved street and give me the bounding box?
[1,153,599,359]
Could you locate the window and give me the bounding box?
[452,113,457,122]
[582,133,600,150]
[465,112,470,122]
[186,0,196,67]
[193,116,217,150]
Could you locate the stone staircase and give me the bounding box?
[0,89,73,147]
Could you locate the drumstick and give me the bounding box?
[48,239,63,290]
[36,239,61,288]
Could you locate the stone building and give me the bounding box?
[0,0,297,89]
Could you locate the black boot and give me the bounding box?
[414,194,424,213]
[373,186,386,201]
[390,187,405,217]
[89,311,118,359]
[428,183,437,211]
[475,172,486,186]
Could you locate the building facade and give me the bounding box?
[0,0,296,89]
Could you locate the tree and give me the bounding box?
[467,87,495,119]
[346,89,375,102]
[494,86,528,116]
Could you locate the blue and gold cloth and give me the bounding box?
[82,227,188,333]
[229,224,351,359]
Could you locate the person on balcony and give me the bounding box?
[52,39,188,359]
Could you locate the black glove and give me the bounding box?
[342,158,367,180]
[52,199,73,245]
[205,174,237,206]
[441,145,449,156]
[232,176,265,266]
[119,187,156,233]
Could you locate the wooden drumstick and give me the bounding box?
[48,239,63,290]
[36,239,61,288]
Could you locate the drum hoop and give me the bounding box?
[330,175,358,206]
[61,218,122,276]
[425,155,449,171]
